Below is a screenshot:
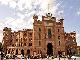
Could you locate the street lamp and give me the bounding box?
[0,51,1,60]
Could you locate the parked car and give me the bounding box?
[71,56,78,60]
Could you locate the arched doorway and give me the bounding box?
[21,49,24,56]
[58,51,62,57]
[27,49,30,55]
[15,49,18,55]
[27,49,30,58]
[47,43,53,56]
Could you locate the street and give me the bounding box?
[2,58,77,60]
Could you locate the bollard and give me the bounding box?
[59,57,60,60]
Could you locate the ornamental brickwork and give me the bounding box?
[2,13,77,57]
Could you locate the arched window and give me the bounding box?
[58,36,60,39]
[39,41,41,46]
[48,29,52,38]
[30,33,32,37]
[24,33,27,36]
[59,41,60,46]
[29,43,32,46]
[8,49,10,54]
[39,28,41,32]
[58,29,59,32]
[16,39,18,41]
[16,49,18,55]
[21,49,24,56]
[24,43,26,46]
[21,43,22,46]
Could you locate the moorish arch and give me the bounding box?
[21,49,24,56]
[15,49,18,55]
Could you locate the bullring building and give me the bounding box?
[2,13,77,57]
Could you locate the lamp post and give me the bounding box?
[0,51,1,60]
[63,52,65,60]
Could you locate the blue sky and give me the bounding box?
[61,0,80,45]
[0,0,80,45]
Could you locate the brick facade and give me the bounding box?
[2,13,77,57]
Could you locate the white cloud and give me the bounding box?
[0,16,30,30]
[76,33,80,46]
[17,12,25,19]
[0,0,63,42]
[0,33,3,42]
[0,0,60,16]
[57,10,64,19]
[77,11,80,16]
[9,1,17,9]
[77,8,80,16]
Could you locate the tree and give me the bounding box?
[0,42,4,60]
[0,42,3,51]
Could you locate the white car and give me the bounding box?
[71,56,80,60]
[71,56,78,58]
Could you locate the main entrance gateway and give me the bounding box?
[47,43,53,56]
